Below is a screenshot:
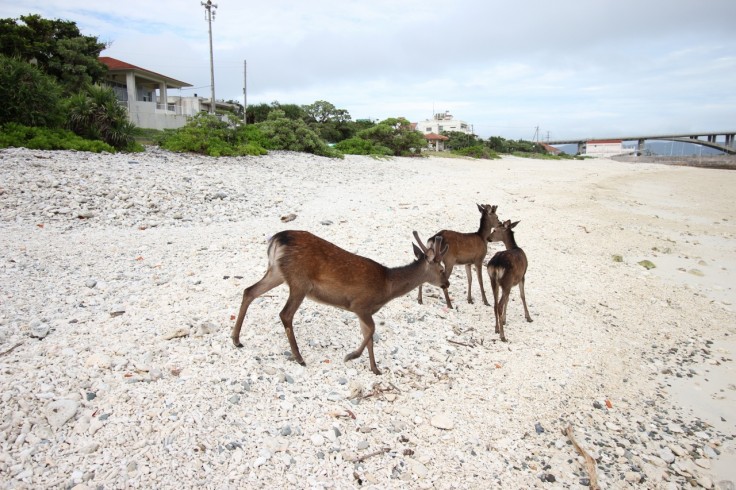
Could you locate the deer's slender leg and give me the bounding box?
[474,260,490,306]
[442,263,455,309]
[465,264,474,304]
[279,289,307,366]
[519,276,533,322]
[232,268,283,347]
[490,273,501,335]
[498,289,510,342]
[345,314,381,375]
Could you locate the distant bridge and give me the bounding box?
[547,131,736,155]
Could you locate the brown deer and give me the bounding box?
[417,204,500,309]
[487,220,532,342]
[232,230,449,375]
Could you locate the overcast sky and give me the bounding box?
[3,1,735,140]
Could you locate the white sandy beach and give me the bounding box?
[0,147,734,489]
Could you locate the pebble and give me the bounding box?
[46,399,79,428]
[659,446,675,464]
[30,322,50,339]
[431,413,454,430]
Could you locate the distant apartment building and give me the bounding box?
[415,111,473,135]
[581,139,635,157]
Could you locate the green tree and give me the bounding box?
[0,14,107,94]
[269,101,305,120]
[0,54,65,127]
[355,117,425,156]
[486,136,510,153]
[245,102,272,124]
[302,100,354,143]
[442,130,480,151]
[302,100,346,124]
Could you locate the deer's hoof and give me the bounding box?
[233,340,243,348]
[527,318,533,323]
[371,367,383,375]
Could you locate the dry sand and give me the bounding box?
[0,147,734,489]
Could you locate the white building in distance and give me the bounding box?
[582,139,636,157]
[415,111,473,135]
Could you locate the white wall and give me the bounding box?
[127,101,189,130]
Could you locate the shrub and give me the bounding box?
[452,145,500,160]
[334,137,393,156]
[156,113,268,156]
[257,110,343,158]
[0,122,116,152]
[0,55,65,128]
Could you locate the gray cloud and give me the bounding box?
[3,0,735,139]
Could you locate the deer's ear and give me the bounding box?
[510,220,520,229]
[413,243,423,260]
[477,203,483,212]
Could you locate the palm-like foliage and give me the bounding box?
[66,85,135,150]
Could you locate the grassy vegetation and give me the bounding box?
[132,127,164,146]
[510,151,585,160]
[0,123,118,152]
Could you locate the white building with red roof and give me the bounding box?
[100,57,239,130]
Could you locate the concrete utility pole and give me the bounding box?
[243,60,248,125]
[201,0,217,114]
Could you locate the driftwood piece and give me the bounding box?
[448,339,474,348]
[348,447,390,463]
[564,424,600,490]
[359,381,401,400]
[0,342,22,357]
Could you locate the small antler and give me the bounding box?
[413,231,428,253]
[433,235,448,258]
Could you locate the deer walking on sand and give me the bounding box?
[417,204,500,309]
[487,220,532,341]
[232,230,449,375]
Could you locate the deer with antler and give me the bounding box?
[417,204,500,309]
[232,230,449,375]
